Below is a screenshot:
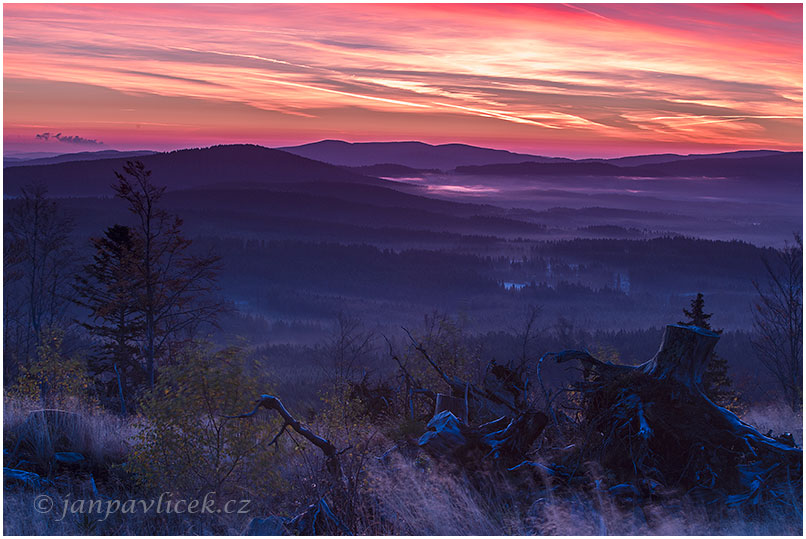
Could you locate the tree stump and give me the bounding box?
[639,324,720,389]
[545,324,802,508]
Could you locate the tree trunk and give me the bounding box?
[639,324,719,389]
[114,363,127,416]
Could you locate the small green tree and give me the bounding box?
[680,293,713,329]
[129,345,285,500]
[415,312,479,384]
[10,329,92,407]
[679,293,737,408]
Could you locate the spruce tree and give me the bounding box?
[74,224,146,408]
[680,293,737,408]
[680,293,712,329]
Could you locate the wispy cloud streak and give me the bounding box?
[3,3,801,156]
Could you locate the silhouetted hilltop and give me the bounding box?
[178,180,497,218]
[631,153,802,181]
[279,139,570,169]
[3,144,380,196]
[279,140,795,172]
[455,152,802,181]
[159,185,546,236]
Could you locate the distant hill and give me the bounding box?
[6,141,799,205]
[584,149,787,167]
[279,140,795,172]
[4,151,64,163]
[3,144,381,197]
[42,177,551,242]
[279,140,570,169]
[180,180,495,218]
[157,184,546,237]
[629,153,802,181]
[3,149,158,168]
[455,152,802,181]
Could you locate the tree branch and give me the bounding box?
[226,394,338,460]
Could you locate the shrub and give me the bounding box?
[128,345,286,502]
[9,329,92,406]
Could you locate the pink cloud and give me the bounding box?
[3,3,802,157]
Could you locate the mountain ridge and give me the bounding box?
[3,149,158,168]
[279,139,570,169]
[279,139,794,170]
[5,143,800,201]
[454,152,802,181]
[3,144,383,197]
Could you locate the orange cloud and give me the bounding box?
[4,3,802,157]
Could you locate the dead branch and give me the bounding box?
[402,326,457,390]
[384,334,435,420]
[227,394,339,470]
[402,327,522,420]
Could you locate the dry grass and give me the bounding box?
[4,396,135,472]
[3,395,802,535]
[362,455,500,535]
[740,401,803,446]
[352,451,803,535]
[3,396,256,535]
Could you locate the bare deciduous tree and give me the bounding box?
[113,161,223,390]
[515,303,542,366]
[751,235,802,412]
[4,184,76,379]
[321,312,375,382]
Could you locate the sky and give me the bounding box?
[3,3,803,158]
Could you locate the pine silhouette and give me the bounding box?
[680,293,713,329]
[680,293,738,408]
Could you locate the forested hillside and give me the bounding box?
[4,152,801,535]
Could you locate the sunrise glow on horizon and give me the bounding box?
[3,3,803,158]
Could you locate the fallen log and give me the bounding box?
[3,467,51,490]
